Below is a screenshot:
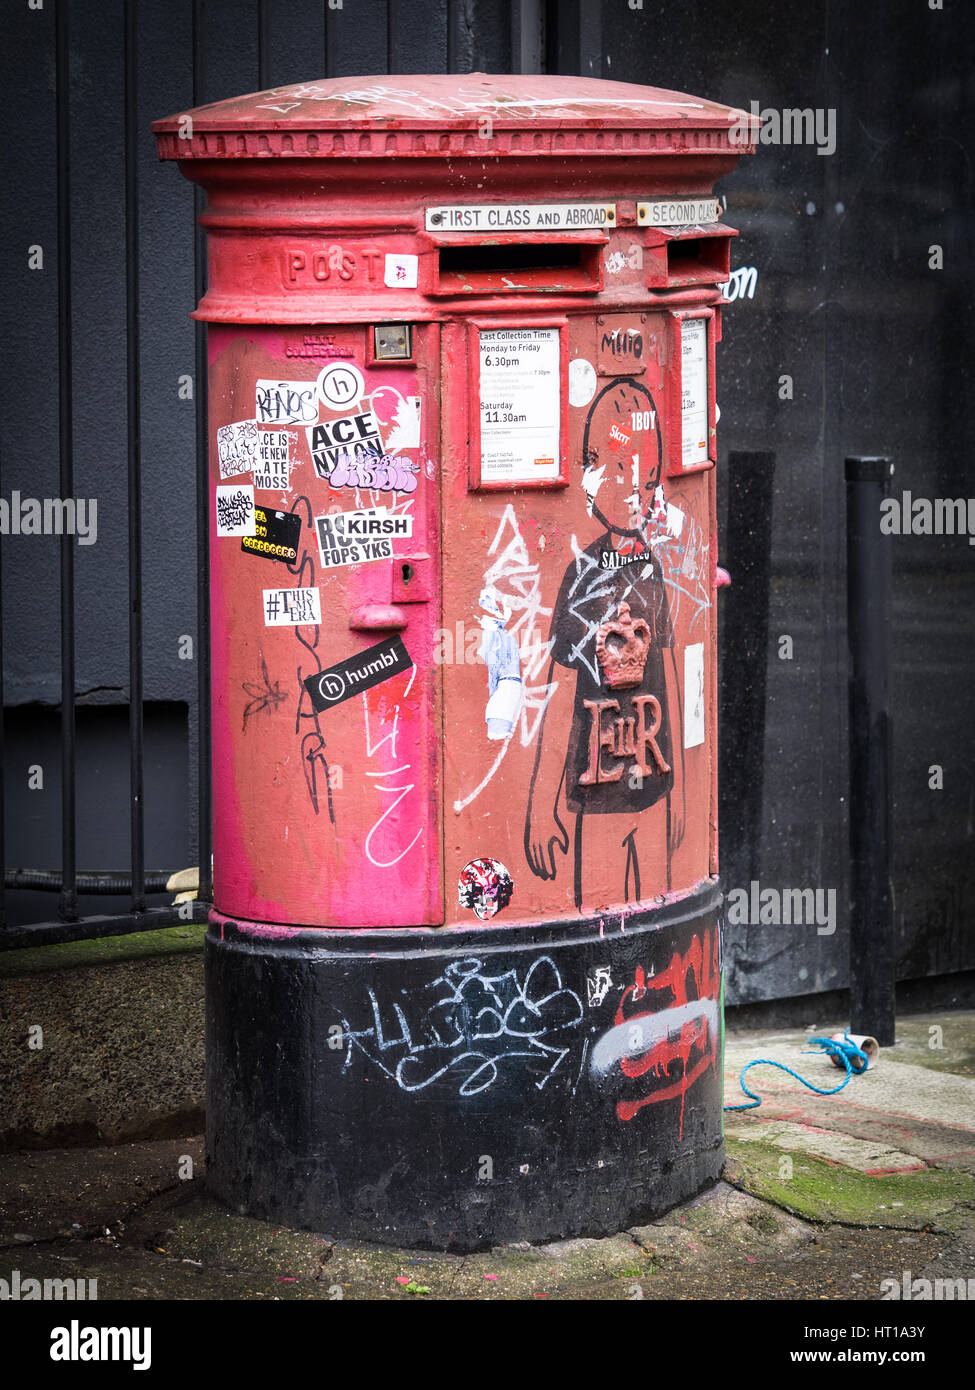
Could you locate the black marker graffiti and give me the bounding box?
[600,327,644,361]
[241,652,288,732]
[286,495,337,822]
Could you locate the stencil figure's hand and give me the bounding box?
[523,660,572,879]
[524,803,570,880]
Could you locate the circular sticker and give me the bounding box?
[568,357,597,408]
[317,672,346,703]
[458,858,514,922]
[316,362,364,411]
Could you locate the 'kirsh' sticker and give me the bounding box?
[315,507,412,569]
[303,635,412,713]
[241,506,301,563]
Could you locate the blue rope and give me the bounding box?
[724,1032,870,1111]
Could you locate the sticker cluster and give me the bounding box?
[214,358,422,628]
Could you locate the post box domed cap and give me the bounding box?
[153,72,757,160]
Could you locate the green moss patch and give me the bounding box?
[724,1139,975,1231]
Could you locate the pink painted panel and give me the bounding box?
[208,324,442,927]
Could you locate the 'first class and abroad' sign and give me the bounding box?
[426,203,615,231]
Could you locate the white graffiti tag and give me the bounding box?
[362,662,422,868]
[339,956,584,1096]
[651,514,711,635]
[453,505,558,812]
[587,966,613,1008]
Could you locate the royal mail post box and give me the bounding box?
[154,75,756,1249]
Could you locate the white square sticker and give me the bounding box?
[384,253,418,289]
[216,419,259,478]
[215,484,256,537]
[262,588,322,627]
[683,642,705,749]
[253,429,293,492]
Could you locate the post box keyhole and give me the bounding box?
[401,563,414,584]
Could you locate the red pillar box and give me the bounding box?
[154,75,756,1249]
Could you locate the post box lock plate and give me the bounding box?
[391,553,434,603]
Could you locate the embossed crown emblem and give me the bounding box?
[595,601,651,690]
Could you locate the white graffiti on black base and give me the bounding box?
[340,957,584,1096]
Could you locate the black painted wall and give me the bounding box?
[1,0,971,1003]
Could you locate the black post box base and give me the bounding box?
[205,881,724,1252]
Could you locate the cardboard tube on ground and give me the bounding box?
[830,1032,880,1071]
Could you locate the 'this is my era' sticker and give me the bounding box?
[263,587,321,627]
[303,635,413,713]
[241,506,301,563]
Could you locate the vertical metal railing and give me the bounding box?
[0,464,5,931]
[719,451,777,894]
[447,0,474,71]
[125,0,146,915]
[511,0,544,74]
[194,0,213,908]
[1,0,211,947]
[257,0,271,90]
[56,0,78,926]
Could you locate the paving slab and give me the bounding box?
[730,1120,926,1174]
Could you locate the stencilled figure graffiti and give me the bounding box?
[525,377,686,910]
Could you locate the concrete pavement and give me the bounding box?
[1,1008,972,1300]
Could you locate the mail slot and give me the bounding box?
[154,73,757,1250]
[433,233,607,294]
